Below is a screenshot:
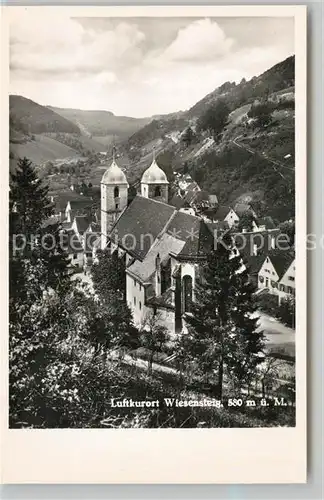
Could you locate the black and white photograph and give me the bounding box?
[8,8,300,432]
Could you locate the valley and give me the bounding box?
[9,55,295,222]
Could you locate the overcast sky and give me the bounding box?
[10,14,294,117]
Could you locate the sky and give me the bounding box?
[9,13,294,118]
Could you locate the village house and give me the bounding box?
[257,249,295,303]
[213,205,239,228]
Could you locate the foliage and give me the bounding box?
[256,293,279,316]
[197,100,230,141]
[139,313,170,375]
[91,249,139,351]
[277,296,295,328]
[92,249,126,302]
[9,157,72,317]
[248,101,274,128]
[237,211,255,232]
[278,220,295,247]
[10,157,53,237]
[181,126,195,147]
[10,95,81,134]
[182,233,265,397]
[189,134,295,222]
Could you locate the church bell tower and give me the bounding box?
[101,150,128,249]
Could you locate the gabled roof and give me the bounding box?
[69,199,93,211]
[166,210,214,258]
[245,254,267,275]
[169,193,186,210]
[234,230,280,273]
[214,205,233,220]
[127,232,185,282]
[51,192,87,212]
[74,215,91,235]
[267,249,295,279]
[109,195,176,260]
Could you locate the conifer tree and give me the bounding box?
[183,233,264,398]
[10,157,53,238]
[9,157,71,316]
[92,248,126,302]
[91,248,139,352]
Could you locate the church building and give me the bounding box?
[100,154,215,334]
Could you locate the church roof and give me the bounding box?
[141,159,169,185]
[101,160,128,186]
[108,195,215,264]
[109,195,175,260]
[127,232,185,282]
[166,210,214,258]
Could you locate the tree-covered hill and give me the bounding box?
[10,95,81,135]
[47,106,151,139]
[120,55,295,222]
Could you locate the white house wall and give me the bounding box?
[278,260,295,302]
[225,210,239,228]
[126,273,146,326]
[258,257,279,293]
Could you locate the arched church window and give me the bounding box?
[182,275,193,313]
[154,186,162,197]
[114,186,119,198]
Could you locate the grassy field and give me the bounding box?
[10,134,81,166]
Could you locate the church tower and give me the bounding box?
[101,153,128,249]
[140,151,169,203]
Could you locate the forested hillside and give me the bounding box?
[120,55,295,222]
[48,106,151,140]
[10,96,81,134]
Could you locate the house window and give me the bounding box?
[279,284,285,291]
[288,286,293,294]
[134,297,136,306]
[288,276,295,281]
[114,186,119,198]
[115,203,119,210]
[139,301,142,310]
[73,253,77,259]
[139,284,142,291]
[134,279,136,287]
